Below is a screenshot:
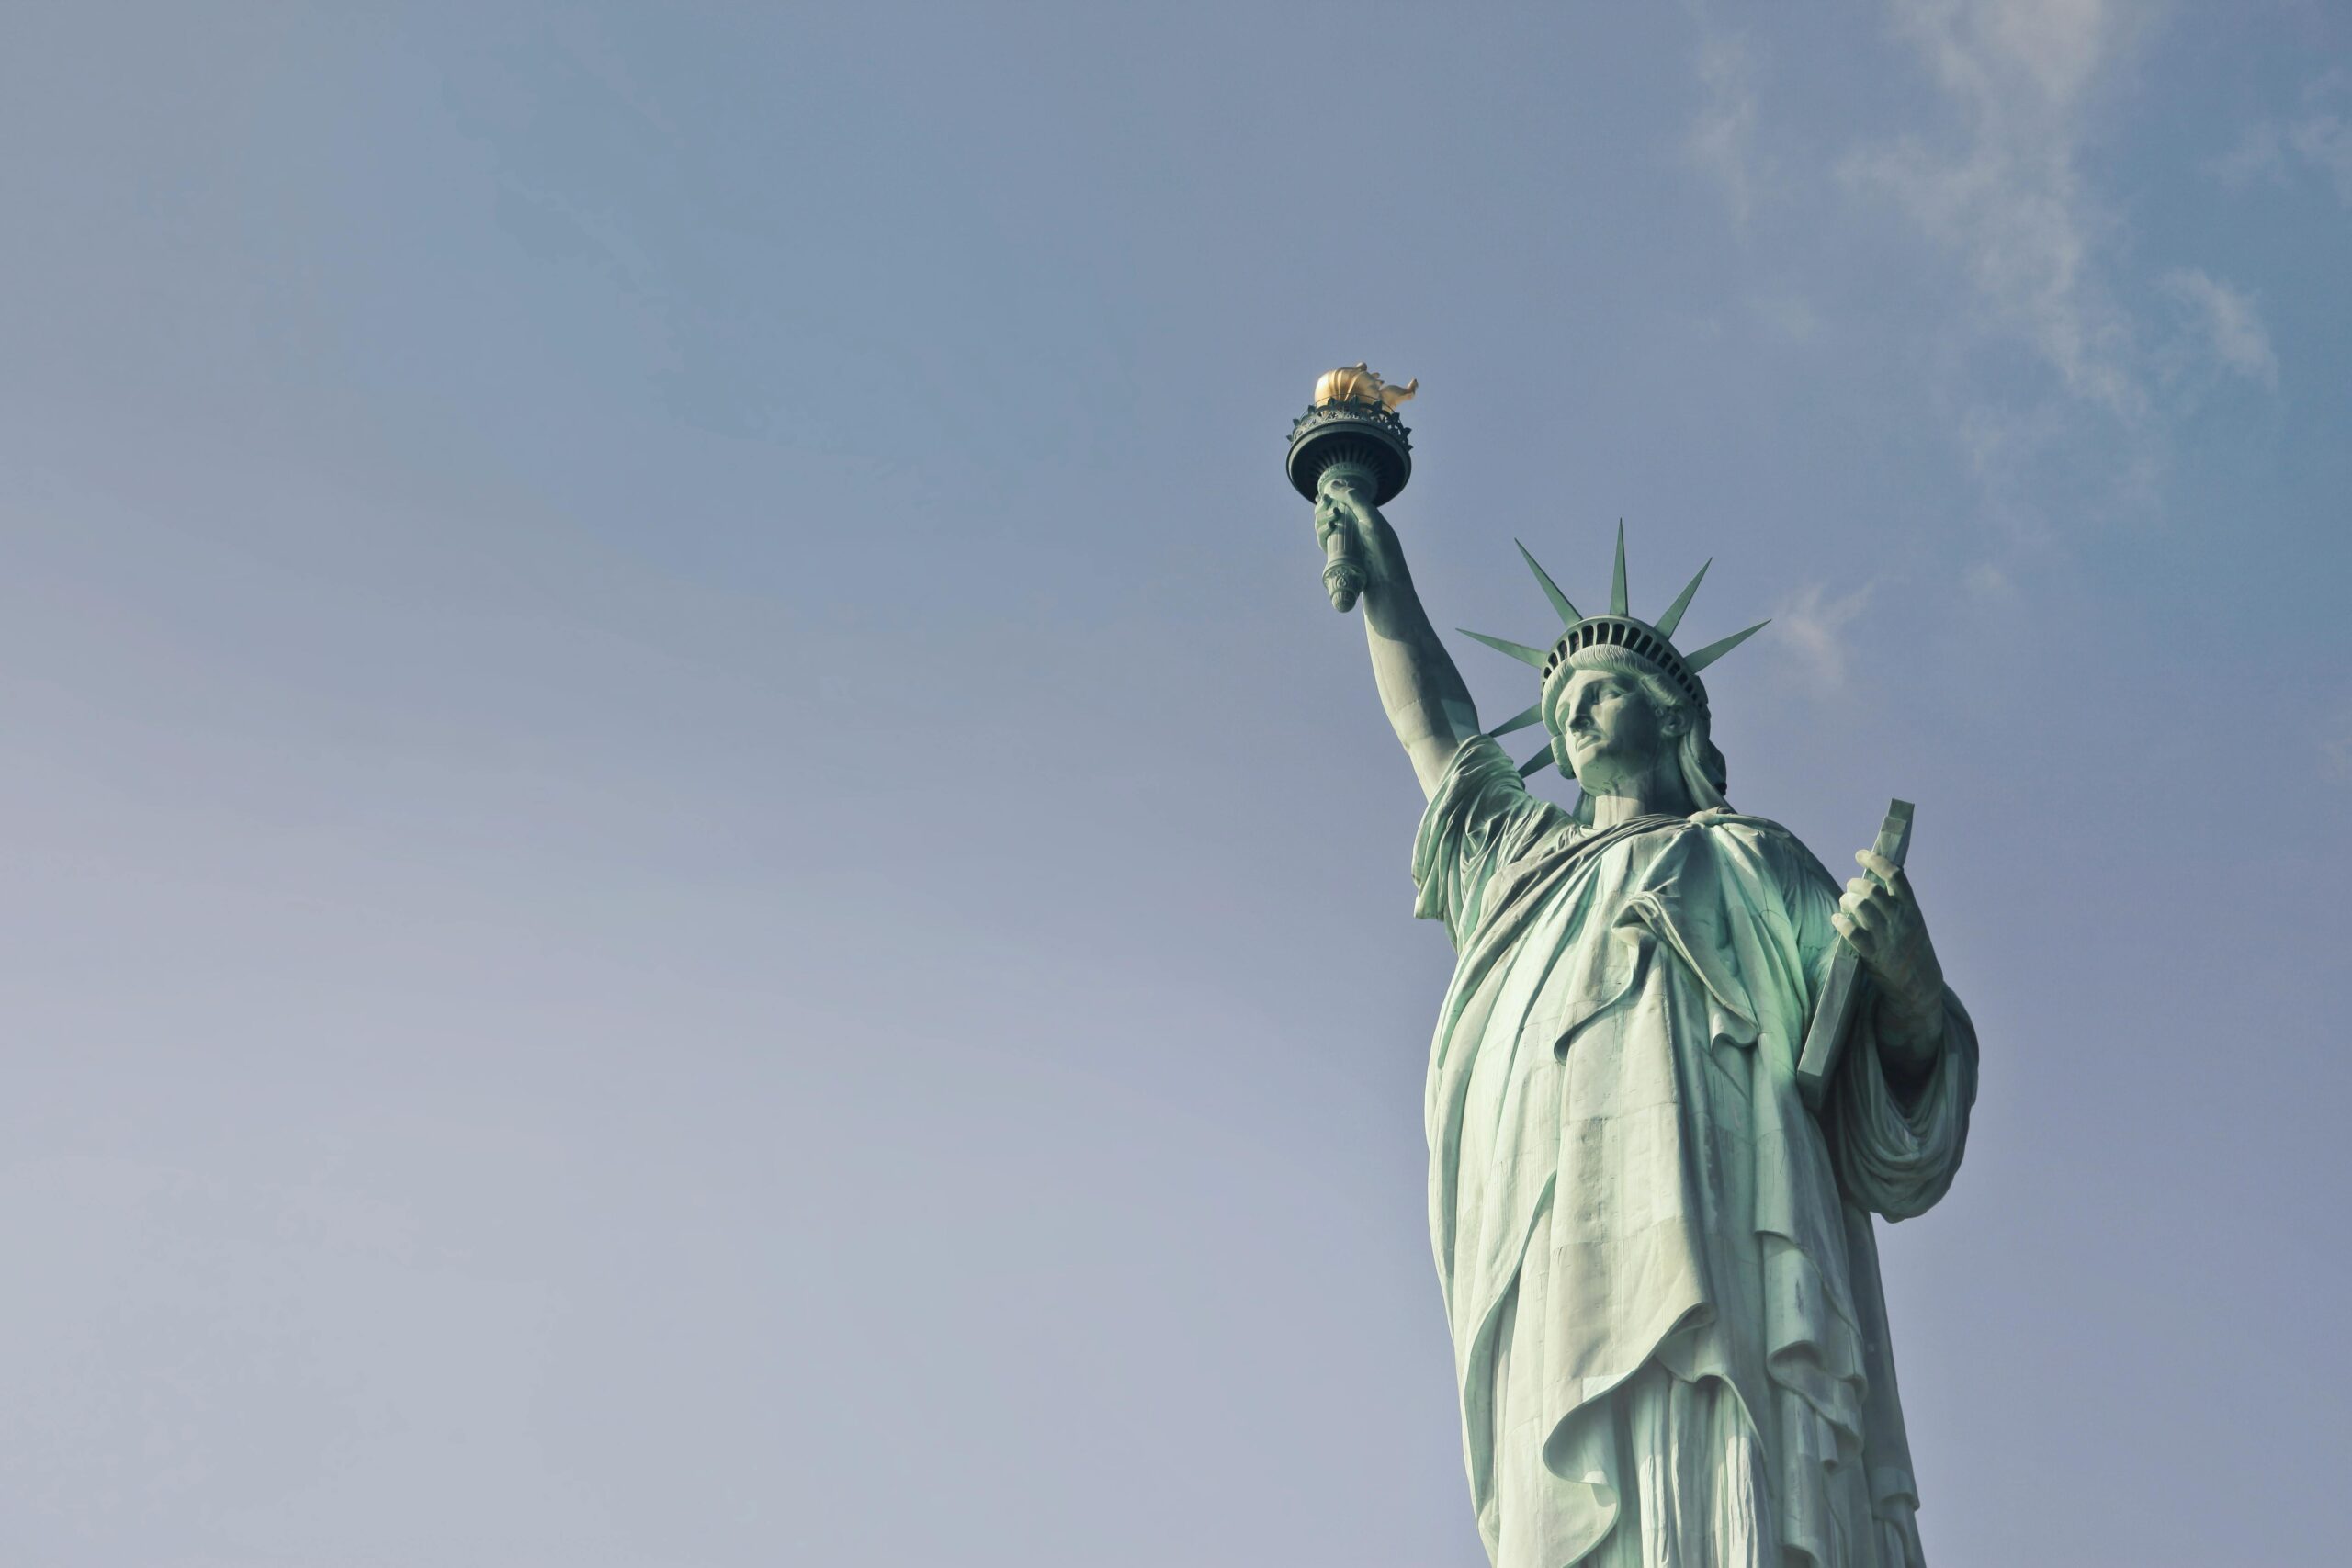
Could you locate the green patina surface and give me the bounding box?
[1306,463,1978,1568]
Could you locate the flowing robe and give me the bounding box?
[1413,737,1976,1568]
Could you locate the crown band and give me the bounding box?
[1540,616,1706,707]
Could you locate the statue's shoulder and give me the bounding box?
[1686,809,1837,888]
[1687,807,1794,840]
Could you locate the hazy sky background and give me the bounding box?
[3,3,2347,1564]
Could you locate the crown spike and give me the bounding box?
[1610,521,1629,616]
[1458,628,1550,667]
[1654,558,1712,639]
[1682,619,1770,672]
[1487,701,1545,739]
[1518,745,1557,779]
[1514,539,1582,626]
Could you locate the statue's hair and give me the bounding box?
[1548,645,1731,828]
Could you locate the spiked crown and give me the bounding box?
[1461,525,1770,779]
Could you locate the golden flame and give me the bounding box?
[1312,363,1418,412]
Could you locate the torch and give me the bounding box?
[1285,364,1417,612]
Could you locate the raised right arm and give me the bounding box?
[1313,467,1480,799]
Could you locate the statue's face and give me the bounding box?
[1557,668,1673,790]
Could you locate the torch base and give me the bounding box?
[1285,402,1413,505]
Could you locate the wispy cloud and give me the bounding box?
[1963,561,2016,599]
[2322,703,2352,784]
[2289,116,2352,205]
[2209,72,2352,207]
[2206,121,2288,188]
[2159,269,2278,389]
[1825,0,2281,557]
[1840,0,2145,415]
[1750,292,1822,343]
[2324,735,2352,784]
[1773,581,1876,694]
[1690,32,1769,230]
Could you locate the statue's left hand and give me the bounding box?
[1834,850,1945,1021]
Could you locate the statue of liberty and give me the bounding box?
[1297,387,1978,1567]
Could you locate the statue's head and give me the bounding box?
[1458,526,1763,825]
[1547,649,1728,824]
[1553,659,1690,787]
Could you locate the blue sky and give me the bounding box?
[1,3,2346,1563]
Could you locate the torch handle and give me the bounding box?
[1323,524,1364,612]
[1316,458,1376,613]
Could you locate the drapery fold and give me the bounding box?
[1412,736,1974,1567]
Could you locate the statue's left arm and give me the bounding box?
[1835,848,1947,1091]
[1824,848,1978,1218]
